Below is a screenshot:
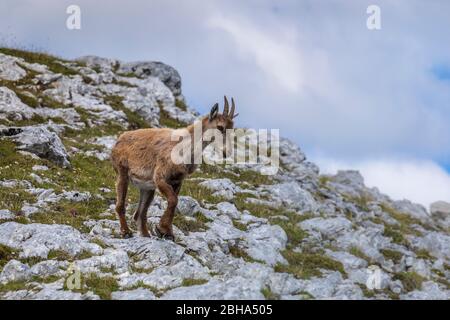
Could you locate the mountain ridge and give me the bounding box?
[0,48,448,300]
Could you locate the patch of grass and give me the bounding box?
[90,238,109,249]
[15,90,39,108]
[349,247,371,262]
[233,196,284,220]
[232,220,248,231]
[48,250,94,261]
[116,72,135,78]
[192,163,273,187]
[111,78,137,88]
[40,94,68,109]
[393,271,425,292]
[175,99,188,111]
[0,280,30,292]
[0,244,18,270]
[318,175,331,187]
[180,179,226,204]
[0,187,36,214]
[181,278,208,287]
[228,242,261,263]
[82,273,119,300]
[0,47,78,75]
[3,114,47,127]
[274,219,308,247]
[343,193,372,212]
[234,194,312,248]
[0,275,62,293]
[434,277,450,289]
[261,287,280,300]
[383,225,408,246]
[158,102,184,128]
[415,249,434,261]
[173,212,211,234]
[0,66,39,93]
[274,250,346,279]
[380,249,403,264]
[380,203,426,236]
[104,95,149,130]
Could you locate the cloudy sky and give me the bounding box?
[1,0,449,208]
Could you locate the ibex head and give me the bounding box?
[203,96,238,158]
[206,95,238,133]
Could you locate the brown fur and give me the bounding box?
[111,97,237,238]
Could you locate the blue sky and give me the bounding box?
[1,0,449,207]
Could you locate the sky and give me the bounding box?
[1,0,449,208]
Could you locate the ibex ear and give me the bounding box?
[209,103,219,121]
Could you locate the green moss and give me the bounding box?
[394,271,425,292]
[261,287,280,300]
[274,250,346,279]
[0,47,78,75]
[181,278,208,287]
[380,249,403,264]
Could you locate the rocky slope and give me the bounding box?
[0,48,449,300]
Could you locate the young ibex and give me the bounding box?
[111,96,238,239]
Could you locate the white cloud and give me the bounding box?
[316,157,450,209]
[1,0,450,179]
[207,14,302,93]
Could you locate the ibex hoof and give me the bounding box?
[121,230,133,239]
[153,225,175,241]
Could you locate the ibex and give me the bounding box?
[111,96,238,239]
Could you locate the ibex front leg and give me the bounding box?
[115,166,132,238]
[155,177,178,241]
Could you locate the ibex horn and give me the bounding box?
[223,95,229,116]
[230,97,236,118]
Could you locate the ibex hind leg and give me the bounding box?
[115,166,133,238]
[133,188,155,237]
